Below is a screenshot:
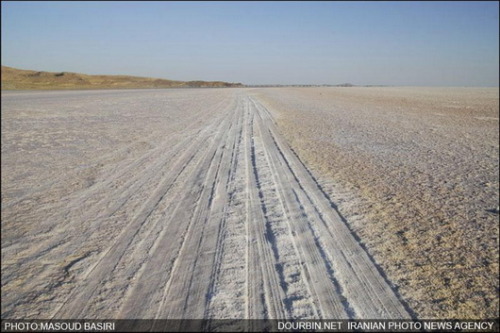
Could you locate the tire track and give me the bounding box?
[117,102,237,319]
[252,108,319,319]
[251,98,350,319]
[204,97,248,321]
[52,99,235,319]
[245,101,288,320]
[251,97,412,319]
[151,98,242,325]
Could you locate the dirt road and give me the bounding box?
[1,90,411,320]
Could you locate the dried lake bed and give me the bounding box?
[1,87,498,320]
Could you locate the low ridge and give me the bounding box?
[1,66,243,90]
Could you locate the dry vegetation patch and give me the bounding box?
[255,87,499,319]
[1,66,243,90]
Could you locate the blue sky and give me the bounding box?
[1,1,498,86]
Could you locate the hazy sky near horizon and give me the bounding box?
[2,1,499,86]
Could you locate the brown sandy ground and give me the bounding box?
[254,87,499,319]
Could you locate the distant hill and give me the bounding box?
[1,66,243,90]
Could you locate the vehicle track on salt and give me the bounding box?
[2,91,412,321]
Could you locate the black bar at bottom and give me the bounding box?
[1,319,498,332]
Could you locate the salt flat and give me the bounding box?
[1,89,410,321]
[1,87,497,320]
